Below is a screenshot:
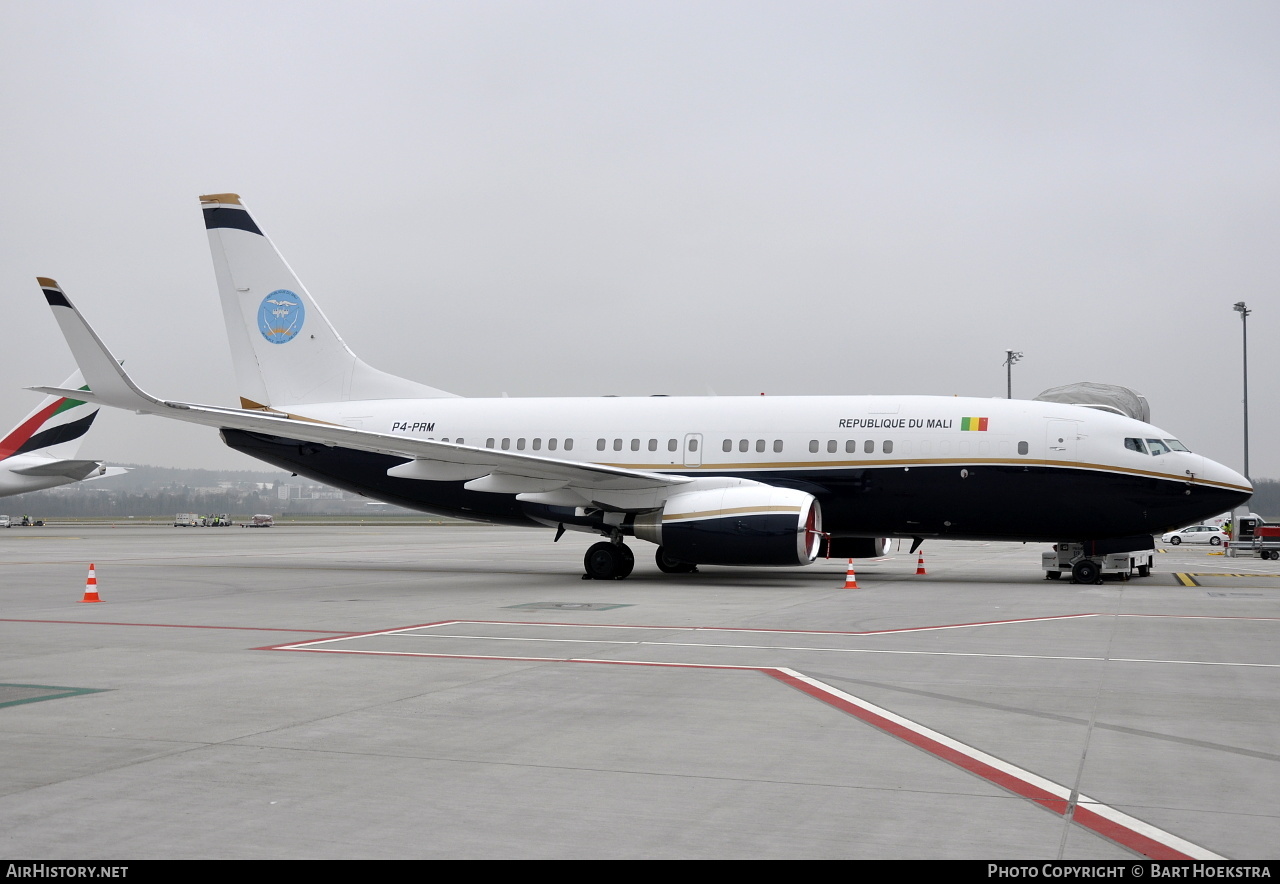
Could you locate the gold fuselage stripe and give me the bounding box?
[597,457,1249,493]
[664,505,803,522]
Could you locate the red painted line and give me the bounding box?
[438,614,1102,636]
[764,669,1207,859]
[1070,805,1190,861]
[0,618,346,634]
[266,617,1228,858]
[765,669,1069,813]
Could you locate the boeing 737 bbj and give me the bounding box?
[33,194,1251,578]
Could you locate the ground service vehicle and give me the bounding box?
[1043,538,1154,583]
[174,513,200,527]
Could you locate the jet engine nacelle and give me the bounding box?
[633,485,822,566]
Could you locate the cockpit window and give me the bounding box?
[1146,439,1171,456]
[1125,437,1148,454]
[1164,439,1190,452]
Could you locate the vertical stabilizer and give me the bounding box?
[200,193,456,409]
[0,361,97,462]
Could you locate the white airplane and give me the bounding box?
[32,194,1251,579]
[0,368,120,498]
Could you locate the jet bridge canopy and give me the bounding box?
[1033,382,1150,423]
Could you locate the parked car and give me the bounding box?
[1161,525,1227,546]
[0,515,9,528]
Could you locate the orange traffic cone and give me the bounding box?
[915,551,927,576]
[842,559,860,589]
[81,563,101,603]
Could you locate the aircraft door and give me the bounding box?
[1046,420,1077,463]
[683,433,703,468]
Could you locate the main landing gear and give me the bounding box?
[581,542,699,579]
[655,547,697,574]
[583,541,634,580]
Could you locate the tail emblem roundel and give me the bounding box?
[258,290,306,344]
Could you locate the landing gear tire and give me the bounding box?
[583,541,633,580]
[1071,560,1102,584]
[656,547,698,574]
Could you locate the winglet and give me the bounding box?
[38,278,72,308]
[198,193,242,206]
[36,278,164,414]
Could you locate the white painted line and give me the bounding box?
[389,631,1280,669]
[774,668,1223,860]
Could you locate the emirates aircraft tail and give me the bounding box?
[199,193,457,411]
[0,357,122,497]
[0,367,97,462]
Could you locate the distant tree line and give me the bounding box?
[2,487,281,518]
[1247,478,1279,521]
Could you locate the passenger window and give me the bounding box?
[723,439,732,453]
[516,438,526,451]
[809,440,819,453]
[883,440,893,454]
[548,438,557,451]
[668,439,677,452]
[1017,441,1028,455]
[649,439,658,452]
[631,439,640,451]
[597,438,606,451]
[532,438,541,451]
[613,439,623,451]
[864,440,874,454]
[501,438,511,450]
[755,439,765,453]
[845,440,856,453]
[739,439,749,453]
[773,440,783,453]
[827,440,837,454]
[564,439,573,451]
[688,438,699,452]
[486,438,495,448]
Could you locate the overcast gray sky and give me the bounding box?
[2,1,1276,478]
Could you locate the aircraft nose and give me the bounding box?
[1198,455,1252,503]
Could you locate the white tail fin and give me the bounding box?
[0,358,98,462]
[200,193,456,409]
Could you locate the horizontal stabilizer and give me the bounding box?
[10,459,105,480]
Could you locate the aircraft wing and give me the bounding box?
[34,279,697,507]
